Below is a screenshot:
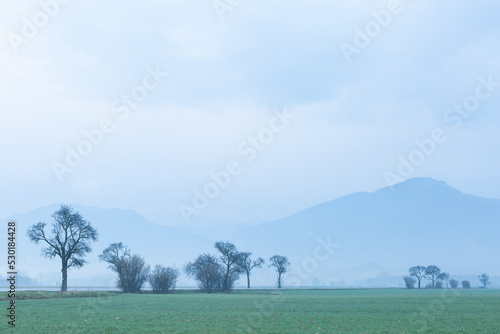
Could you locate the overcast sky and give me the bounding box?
[1,0,499,227]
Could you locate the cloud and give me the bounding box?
[0,0,499,224]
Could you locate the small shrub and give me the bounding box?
[435,281,443,289]
[117,255,150,293]
[184,254,224,293]
[462,280,471,289]
[149,265,178,294]
[449,279,459,289]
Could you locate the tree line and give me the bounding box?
[26,205,494,293]
[404,265,491,289]
[27,205,290,293]
[99,240,291,294]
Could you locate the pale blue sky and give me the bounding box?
[1,0,499,226]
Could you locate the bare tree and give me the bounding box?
[478,273,490,288]
[237,252,264,288]
[185,254,223,293]
[409,266,427,289]
[403,276,416,289]
[99,242,131,272]
[425,265,441,289]
[27,205,98,292]
[116,254,150,293]
[214,241,243,291]
[149,265,178,294]
[269,255,290,288]
[438,272,450,288]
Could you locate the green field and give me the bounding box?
[2,289,500,333]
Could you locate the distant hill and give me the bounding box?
[1,204,213,287]
[2,178,498,288]
[230,178,500,286]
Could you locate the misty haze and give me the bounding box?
[1,0,499,332]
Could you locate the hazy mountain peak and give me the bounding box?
[373,177,463,198]
[389,177,450,190]
[231,177,500,286]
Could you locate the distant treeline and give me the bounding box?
[404,265,491,289]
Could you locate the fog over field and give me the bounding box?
[1,177,499,288]
[1,0,499,290]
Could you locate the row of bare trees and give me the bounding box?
[27,205,178,293]
[185,241,290,293]
[405,265,446,289]
[28,206,491,294]
[404,265,491,289]
[98,242,179,294]
[27,205,290,293]
[97,240,290,294]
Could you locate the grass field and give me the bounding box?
[2,288,500,333]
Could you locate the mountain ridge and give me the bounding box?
[2,177,498,287]
[229,177,500,285]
